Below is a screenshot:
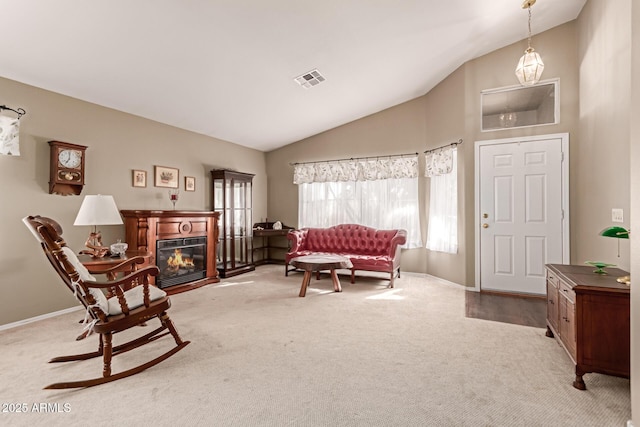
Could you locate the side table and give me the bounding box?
[252,221,294,265]
[79,250,154,281]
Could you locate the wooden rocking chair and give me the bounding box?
[23,215,190,389]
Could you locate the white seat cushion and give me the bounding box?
[107,285,167,316]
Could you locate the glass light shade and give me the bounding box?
[74,195,123,226]
[515,47,544,86]
[600,226,630,239]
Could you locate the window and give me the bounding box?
[425,147,457,254]
[294,156,422,248]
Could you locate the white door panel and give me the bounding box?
[477,135,568,295]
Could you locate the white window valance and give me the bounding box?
[424,146,455,177]
[293,155,418,184]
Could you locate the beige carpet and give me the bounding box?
[0,265,630,426]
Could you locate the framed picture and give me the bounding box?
[132,169,147,188]
[154,165,179,188]
[185,176,196,192]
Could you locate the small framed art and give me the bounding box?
[185,176,195,192]
[154,166,179,188]
[132,169,147,188]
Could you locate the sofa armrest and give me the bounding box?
[388,229,408,259]
[287,229,308,253]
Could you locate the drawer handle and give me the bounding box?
[548,299,554,304]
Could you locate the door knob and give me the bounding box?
[482,223,489,229]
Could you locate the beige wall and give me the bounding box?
[266,22,580,286]
[576,0,631,271]
[576,0,635,417]
[631,0,640,419]
[0,78,267,326]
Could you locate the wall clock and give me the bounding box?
[48,140,87,196]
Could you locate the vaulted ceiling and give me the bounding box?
[0,0,586,151]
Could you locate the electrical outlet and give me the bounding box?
[612,208,624,223]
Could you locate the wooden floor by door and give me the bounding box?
[476,134,569,295]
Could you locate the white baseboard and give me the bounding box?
[0,306,82,332]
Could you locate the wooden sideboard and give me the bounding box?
[545,264,630,390]
[121,210,220,294]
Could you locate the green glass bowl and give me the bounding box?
[585,261,616,274]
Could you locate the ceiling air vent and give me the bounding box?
[294,69,326,89]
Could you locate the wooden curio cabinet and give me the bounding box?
[211,169,255,278]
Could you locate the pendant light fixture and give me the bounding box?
[515,0,544,86]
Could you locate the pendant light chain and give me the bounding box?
[527,6,532,49]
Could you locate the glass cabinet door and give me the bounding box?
[211,169,255,278]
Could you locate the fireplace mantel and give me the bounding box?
[121,210,220,294]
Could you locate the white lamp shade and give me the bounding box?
[74,195,123,226]
[515,48,544,86]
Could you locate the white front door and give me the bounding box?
[475,134,569,295]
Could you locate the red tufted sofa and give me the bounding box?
[285,224,407,288]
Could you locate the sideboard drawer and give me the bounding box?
[546,269,560,289]
[559,281,575,303]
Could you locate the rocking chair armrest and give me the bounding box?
[85,256,148,276]
[85,266,164,315]
[84,266,160,290]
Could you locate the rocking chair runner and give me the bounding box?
[23,215,190,389]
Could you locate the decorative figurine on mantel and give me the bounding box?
[168,189,179,209]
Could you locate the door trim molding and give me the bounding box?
[473,133,570,292]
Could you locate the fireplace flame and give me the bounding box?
[167,249,195,270]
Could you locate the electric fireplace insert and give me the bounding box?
[156,237,207,289]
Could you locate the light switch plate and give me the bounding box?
[612,208,624,223]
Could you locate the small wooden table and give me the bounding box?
[79,250,153,281]
[290,255,353,297]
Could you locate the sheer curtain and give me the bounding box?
[294,156,422,248]
[425,147,458,254]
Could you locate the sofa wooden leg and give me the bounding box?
[351,269,355,284]
[389,269,400,288]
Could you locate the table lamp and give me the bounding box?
[74,195,123,258]
[600,226,630,285]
